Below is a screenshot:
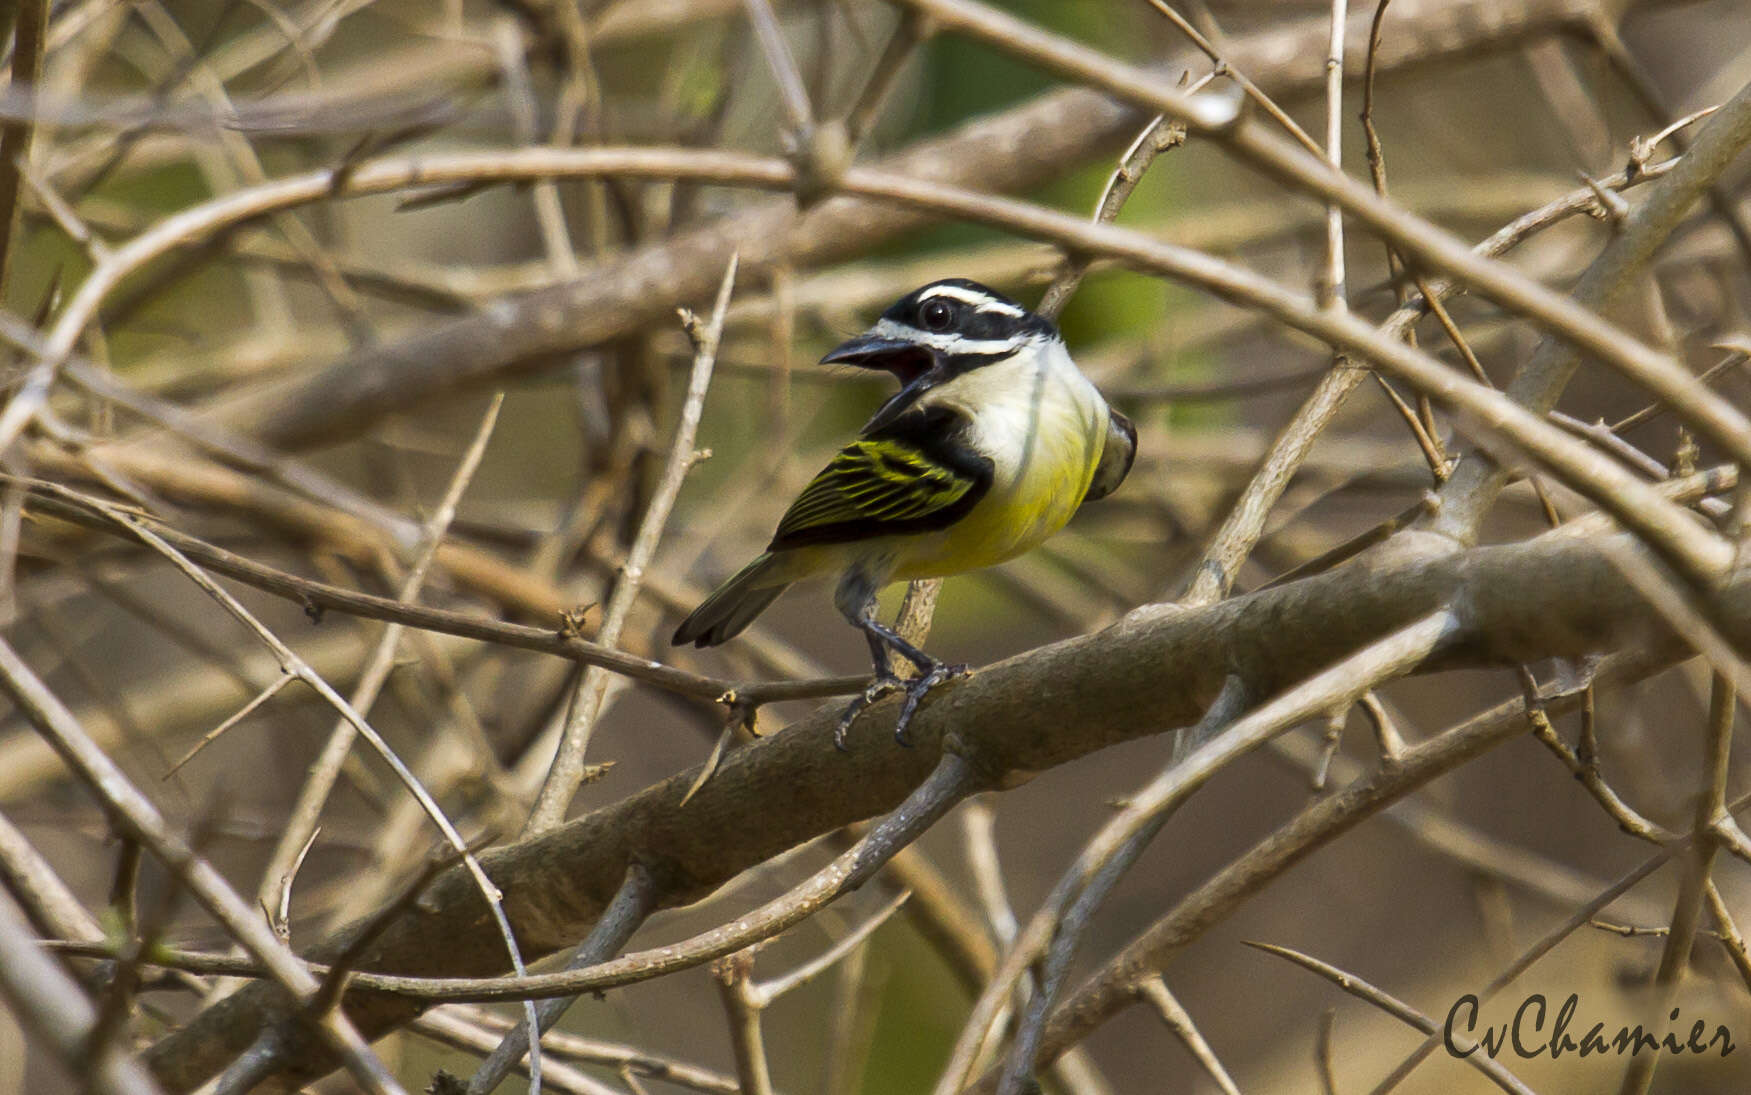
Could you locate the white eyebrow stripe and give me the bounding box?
[977,301,1026,317]
[872,318,1028,355]
[919,283,1015,310]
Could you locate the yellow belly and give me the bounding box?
[891,400,1104,579]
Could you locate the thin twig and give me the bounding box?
[1037,112,1186,320]
[744,0,814,131]
[525,254,735,832]
[69,495,533,1078]
[465,863,663,1095]
[241,755,990,1006]
[418,1005,744,1095]
[1135,978,1242,1095]
[1320,0,1348,310]
[898,0,1751,492]
[312,840,488,1016]
[1365,854,1687,1095]
[1428,72,1751,541]
[0,885,165,1095]
[1616,672,1735,1095]
[1142,0,1324,157]
[961,801,1019,948]
[712,951,777,1095]
[0,805,104,942]
[259,392,506,936]
[163,673,294,777]
[1317,1008,1339,1095]
[948,610,1458,1095]
[752,888,910,1002]
[1245,940,1535,1095]
[0,635,404,1094]
[843,9,933,145]
[2,139,1723,581]
[1170,148,1686,603]
[1702,881,1751,996]
[1521,674,1672,843]
[19,478,863,706]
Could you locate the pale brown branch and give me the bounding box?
[898,0,1751,488]
[17,482,864,706]
[162,672,293,777]
[0,804,103,942]
[1431,73,1751,541]
[1244,940,1535,1095]
[713,949,777,1095]
[527,254,735,832]
[0,634,403,1093]
[970,653,1682,1089]
[1616,672,1736,1095]
[0,885,165,1095]
[198,0,1619,450]
[465,863,662,1095]
[752,887,910,1003]
[1135,978,1242,1095]
[419,1004,744,1095]
[1366,858,1687,1093]
[257,392,504,934]
[1703,881,1751,996]
[1173,151,1685,605]
[955,611,1458,1095]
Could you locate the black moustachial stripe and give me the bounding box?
[850,279,1060,433]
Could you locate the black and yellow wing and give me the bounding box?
[769,406,993,551]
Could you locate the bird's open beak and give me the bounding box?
[821,333,934,384]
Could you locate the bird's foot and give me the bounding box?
[891,661,970,747]
[833,662,972,750]
[834,673,904,751]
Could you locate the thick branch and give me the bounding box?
[143,525,1748,1090]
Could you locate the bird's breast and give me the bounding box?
[892,353,1107,579]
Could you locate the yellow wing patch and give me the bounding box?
[772,438,978,547]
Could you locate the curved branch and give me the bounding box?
[141,526,1747,1090]
[27,143,1730,582]
[897,0,1751,481]
[1431,72,1751,540]
[968,652,1672,1090]
[189,0,1628,449]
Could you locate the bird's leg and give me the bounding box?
[834,590,970,749]
[833,608,906,751]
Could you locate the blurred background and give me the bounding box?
[1,0,1750,1092]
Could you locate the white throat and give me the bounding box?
[919,337,1105,483]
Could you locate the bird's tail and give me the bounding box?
[672,553,792,648]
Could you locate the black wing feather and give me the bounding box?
[768,405,993,551]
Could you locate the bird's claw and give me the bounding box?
[892,661,970,746]
[834,673,903,751]
[833,662,971,750]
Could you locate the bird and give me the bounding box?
[673,278,1136,748]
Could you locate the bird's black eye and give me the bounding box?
[919,299,955,331]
